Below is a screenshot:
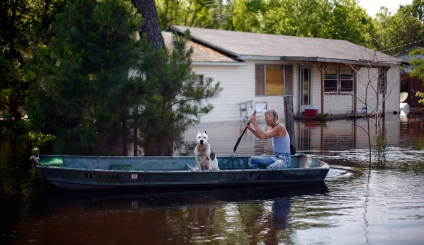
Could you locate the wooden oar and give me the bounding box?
[233,110,256,153]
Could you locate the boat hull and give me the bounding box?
[34,154,330,190]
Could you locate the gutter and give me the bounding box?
[239,55,401,66]
[192,61,245,66]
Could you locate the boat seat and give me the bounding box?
[186,164,198,171]
[41,157,64,166]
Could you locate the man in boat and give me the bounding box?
[245,109,291,169]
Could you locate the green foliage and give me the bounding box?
[0,54,26,123]
[0,0,71,119]
[27,131,56,148]
[316,113,329,122]
[26,0,222,156]
[155,0,232,29]
[230,0,266,32]
[374,131,388,168]
[134,30,223,155]
[27,0,144,155]
[0,119,29,141]
[330,0,374,46]
[373,6,424,54]
[409,49,424,105]
[155,0,374,46]
[417,91,424,105]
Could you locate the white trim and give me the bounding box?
[239,55,281,61]
[192,61,245,66]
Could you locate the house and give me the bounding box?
[395,46,424,108]
[165,26,402,123]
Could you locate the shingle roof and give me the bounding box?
[169,26,401,65]
[163,32,237,63]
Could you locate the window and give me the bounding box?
[340,68,353,92]
[194,75,204,87]
[324,67,338,92]
[255,64,293,96]
[378,68,387,94]
[324,67,354,93]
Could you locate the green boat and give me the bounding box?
[31,153,330,190]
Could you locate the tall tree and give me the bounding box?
[409,49,424,105]
[330,0,374,46]
[132,0,164,49]
[411,0,424,23]
[154,0,232,30]
[230,0,267,32]
[0,0,70,130]
[133,31,223,155]
[373,6,424,54]
[27,0,144,154]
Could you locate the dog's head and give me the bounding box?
[196,131,208,148]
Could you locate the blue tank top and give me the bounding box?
[272,125,290,154]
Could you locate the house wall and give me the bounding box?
[310,66,400,116]
[192,62,299,123]
[354,66,400,115]
[192,62,400,123]
[385,66,401,113]
[192,63,255,123]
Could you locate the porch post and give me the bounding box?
[317,65,327,115]
[352,65,361,118]
[380,66,389,116]
[284,96,295,148]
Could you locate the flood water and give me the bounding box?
[1,113,424,244]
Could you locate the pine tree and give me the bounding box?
[28,0,144,154]
[134,31,223,156]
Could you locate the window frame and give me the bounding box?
[255,64,293,96]
[340,67,354,92]
[193,74,204,88]
[324,67,338,93]
[324,66,354,94]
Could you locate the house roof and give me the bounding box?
[168,25,401,66]
[394,46,424,63]
[163,32,237,63]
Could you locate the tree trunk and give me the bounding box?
[131,0,164,50]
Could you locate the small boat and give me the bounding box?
[30,154,330,190]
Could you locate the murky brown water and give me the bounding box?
[1,113,423,244]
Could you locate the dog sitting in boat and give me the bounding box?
[194,131,219,170]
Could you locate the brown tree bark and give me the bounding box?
[131,0,164,50]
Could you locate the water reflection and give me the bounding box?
[272,197,290,230]
[2,113,424,244]
[184,114,424,167]
[10,183,327,244]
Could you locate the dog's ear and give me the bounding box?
[204,130,207,135]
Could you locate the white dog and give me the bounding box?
[194,131,219,170]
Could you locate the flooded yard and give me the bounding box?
[1,113,423,244]
[183,113,424,167]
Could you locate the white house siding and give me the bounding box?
[192,61,300,123]
[191,62,400,123]
[306,66,354,115]
[247,61,299,123]
[191,63,254,123]
[308,66,400,116]
[355,67,400,115]
[384,66,401,113]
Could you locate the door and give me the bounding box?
[299,67,312,112]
